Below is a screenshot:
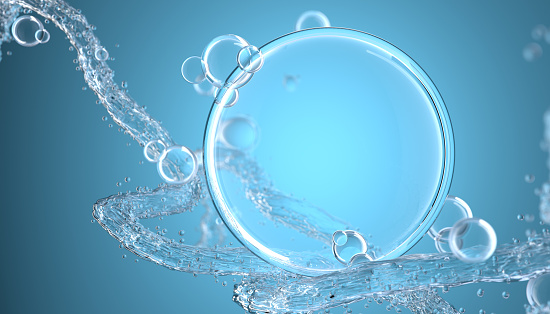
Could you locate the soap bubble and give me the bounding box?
[331,230,368,264]
[527,273,550,307]
[94,47,109,61]
[295,11,331,31]
[237,45,264,73]
[202,34,252,88]
[193,79,215,96]
[11,15,44,47]
[220,115,259,151]
[428,195,473,239]
[449,218,497,263]
[34,28,50,44]
[181,56,206,84]
[157,145,198,184]
[532,25,548,41]
[143,140,167,163]
[283,75,299,92]
[523,43,543,62]
[214,86,239,108]
[434,227,462,253]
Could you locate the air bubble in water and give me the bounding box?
[214,86,239,108]
[237,45,264,73]
[11,15,44,47]
[220,115,259,151]
[449,218,497,263]
[434,227,462,253]
[428,195,472,239]
[157,145,198,184]
[34,28,50,44]
[526,273,550,307]
[477,288,484,297]
[283,75,299,92]
[532,25,548,41]
[525,174,535,183]
[502,291,510,299]
[181,56,206,84]
[94,47,109,61]
[202,34,252,88]
[331,230,368,264]
[295,11,331,31]
[143,140,166,163]
[523,43,543,62]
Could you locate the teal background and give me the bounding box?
[0,0,549,313]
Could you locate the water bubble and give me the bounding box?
[220,115,259,151]
[34,28,50,44]
[525,174,536,183]
[283,75,299,92]
[11,15,44,47]
[6,51,12,56]
[157,145,198,184]
[449,218,497,263]
[143,140,166,163]
[181,56,206,84]
[477,288,484,297]
[525,214,535,223]
[94,47,109,61]
[428,195,473,239]
[237,45,264,73]
[295,11,331,31]
[179,230,185,236]
[502,291,510,299]
[526,273,550,307]
[214,86,239,108]
[523,43,543,62]
[193,78,215,96]
[331,230,368,264]
[121,81,128,88]
[202,34,251,88]
[124,177,131,183]
[122,254,126,259]
[215,217,223,225]
[518,214,525,221]
[434,227,462,253]
[532,25,548,41]
[222,281,227,286]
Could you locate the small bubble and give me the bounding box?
[134,259,139,263]
[215,217,224,225]
[525,214,535,222]
[525,174,535,183]
[222,281,227,286]
[181,56,206,84]
[295,11,331,31]
[122,254,126,259]
[34,28,50,44]
[124,177,131,182]
[449,218,497,263]
[11,15,44,47]
[101,116,107,121]
[157,145,198,184]
[121,81,128,88]
[518,214,525,221]
[94,47,109,61]
[283,75,299,92]
[502,291,510,299]
[237,45,264,73]
[477,288,484,297]
[523,43,543,62]
[115,43,120,48]
[143,140,167,163]
[532,25,548,41]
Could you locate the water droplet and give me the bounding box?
[526,273,550,307]
[523,43,543,62]
[295,11,331,31]
[525,174,536,183]
[220,115,259,151]
[34,28,50,44]
[157,145,198,184]
[449,218,497,263]
[237,45,264,73]
[331,230,368,264]
[11,15,44,47]
[143,140,167,163]
[181,56,205,84]
[94,47,109,61]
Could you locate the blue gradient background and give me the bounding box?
[0,0,549,313]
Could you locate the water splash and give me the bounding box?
[2,1,550,313]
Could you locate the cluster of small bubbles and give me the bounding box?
[143,140,166,163]
[331,230,369,264]
[526,174,536,183]
[295,11,331,31]
[524,24,550,62]
[449,217,497,263]
[181,56,205,84]
[526,273,550,308]
[283,75,299,92]
[94,47,109,61]
[11,15,49,47]
[157,145,198,184]
[219,115,259,151]
[237,45,264,73]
